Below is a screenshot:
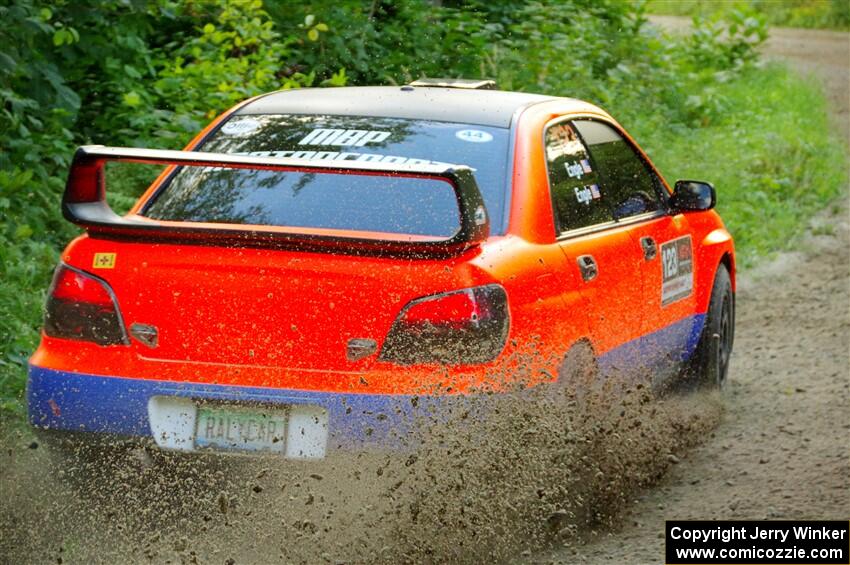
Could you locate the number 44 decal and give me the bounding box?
[660,236,693,306]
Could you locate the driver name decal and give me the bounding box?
[661,235,693,306]
[574,184,601,205]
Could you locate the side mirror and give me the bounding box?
[670,180,716,212]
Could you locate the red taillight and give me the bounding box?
[44,264,127,346]
[380,284,509,365]
[401,288,479,328]
[51,266,115,306]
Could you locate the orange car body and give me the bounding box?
[28,85,734,457]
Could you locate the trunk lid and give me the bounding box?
[70,239,480,372]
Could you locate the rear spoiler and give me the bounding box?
[63,145,490,257]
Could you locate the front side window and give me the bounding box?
[143,115,510,237]
[572,120,663,220]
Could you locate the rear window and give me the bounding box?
[544,121,612,231]
[143,115,510,237]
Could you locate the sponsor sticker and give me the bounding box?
[237,150,455,168]
[474,205,487,226]
[574,185,592,205]
[298,129,391,147]
[660,236,693,306]
[455,129,493,143]
[220,119,261,137]
[574,185,601,205]
[565,161,584,179]
[547,122,583,157]
[93,252,116,269]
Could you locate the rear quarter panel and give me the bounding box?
[470,236,589,384]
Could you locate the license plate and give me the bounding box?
[195,405,288,453]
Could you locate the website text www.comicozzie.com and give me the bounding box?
[673,546,844,562]
[665,521,849,564]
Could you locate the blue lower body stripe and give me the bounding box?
[599,314,705,377]
[26,367,444,451]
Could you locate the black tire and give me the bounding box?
[688,264,735,389]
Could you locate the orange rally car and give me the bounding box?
[27,79,735,458]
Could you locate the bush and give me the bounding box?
[0,0,341,413]
[121,1,333,146]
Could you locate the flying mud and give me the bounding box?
[0,373,722,563]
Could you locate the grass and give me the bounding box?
[0,63,846,417]
[0,238,60,421]
[632,62,847,267]
[646,0,850,31]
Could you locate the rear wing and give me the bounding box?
[63,145,490,257]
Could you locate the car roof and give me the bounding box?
[236,86,566,128]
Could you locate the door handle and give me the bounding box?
[640,236,657,260]
[577,254,598,282]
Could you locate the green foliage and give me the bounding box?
[686,9,769,70]
[0,0,346,412]
[0,0,845,413]
[491,0,651,93]
[126,1,321,145]
[265,0,500,84]
[508,1,768,127]
[0,3,83,415]
[647,0,850,31]
[633,64,846,266]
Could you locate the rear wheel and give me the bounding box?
[556,340,600,401]
[688,264,735,389]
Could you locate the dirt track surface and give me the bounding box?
[532,20,850,564]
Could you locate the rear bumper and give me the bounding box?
[26,313,707,454]
[27,365,449,453]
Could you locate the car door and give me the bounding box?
[571,119,699,381]
[542,119,645,376]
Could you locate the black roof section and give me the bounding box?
[236,86,557,128]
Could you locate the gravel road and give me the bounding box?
[531,19,850,564]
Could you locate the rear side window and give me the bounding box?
[572,120,663,220]
[143,115,509,237]
[544,121,612,232]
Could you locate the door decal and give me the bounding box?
[660,235,693,306]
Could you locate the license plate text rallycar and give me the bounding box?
[195,405,287,453]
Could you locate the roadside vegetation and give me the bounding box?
[647,0,850,30]
[1,0,846,414]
